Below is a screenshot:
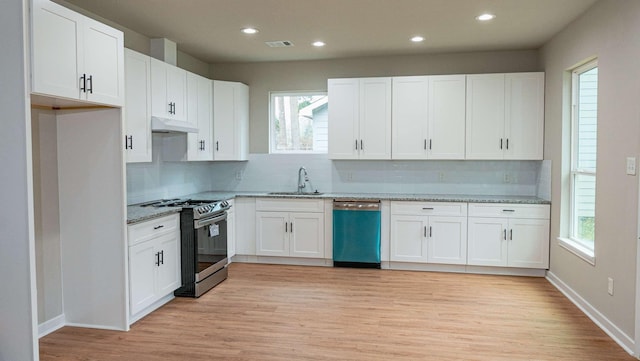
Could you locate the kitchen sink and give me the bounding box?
[267,191,324,196]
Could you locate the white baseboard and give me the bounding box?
[546,271,635,356]
[38,314,65,338]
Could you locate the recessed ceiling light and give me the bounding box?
[312,41,326,47]
[241,27,259,34]
[475,13,496,21]
[411,36,425,43]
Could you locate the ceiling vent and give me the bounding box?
[265,40,294,48]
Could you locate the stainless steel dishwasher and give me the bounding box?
[332,199,381,268]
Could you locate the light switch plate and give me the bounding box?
[626,157,636,175]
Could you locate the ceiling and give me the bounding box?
[59,0,598,64]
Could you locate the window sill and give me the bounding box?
[557,237,595,266]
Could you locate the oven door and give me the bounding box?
[193,212,228,282]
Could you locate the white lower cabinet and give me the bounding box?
[467,203,550,269]
[390,202,467,265]
[128,213,181,320]
[255,199,325,259]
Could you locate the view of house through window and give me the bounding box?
[270,92,328,153]
[570,60,598,251]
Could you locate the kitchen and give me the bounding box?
[2,0,640,360]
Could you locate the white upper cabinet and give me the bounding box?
[392,75,466,159]
[150,58,188,122]
[213,80,249,161]
[31,0,124,106]
[465,72,544,160]
[124,49,152,163]
[504,73,545,160]
[328,77,392,160]
[186,72,213,161]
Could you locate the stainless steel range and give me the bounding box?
[145,199,230,297]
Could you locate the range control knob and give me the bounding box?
[221,201,229,207]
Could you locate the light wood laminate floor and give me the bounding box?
[40,263,635,360]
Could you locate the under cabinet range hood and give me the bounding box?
[151,116,199,133]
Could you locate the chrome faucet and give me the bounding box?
[298,166,309,194]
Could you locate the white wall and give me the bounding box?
[0,0,39,360]
[211,49,541,153]
[32,109,63,326]
[541,0,640,348]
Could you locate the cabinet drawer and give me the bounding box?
[255,198,324,213]
[128,213,179,246]
[468,203,549,219]
[391,201,467,216]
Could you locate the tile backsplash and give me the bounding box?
[127,143,550,204]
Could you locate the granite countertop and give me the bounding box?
[127,191,549,224]
[126,205,182,225]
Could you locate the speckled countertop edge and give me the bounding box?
[127,191,549,223]
[126,205,182,225]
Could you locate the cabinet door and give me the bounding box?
[129,240,157,315]
[235,83,250,161]
[504,73,544,160]
[390,215,427,262]
[166,66,187,121]
[391,76,428,159]
[427,216,467,265]
[187,73,213,161]
[256,212,289,257]
[467,217,509,267]
[213,80,237,160]
[507,219,550,269]
[82,17,124,106]
[465,74,506,159]
[428,75,466,159]
[150,58,169,117]
[359,77,392,160]
[155,232,181,295]
[290,212,324,258]
[328,78,359,159]
[124,49,152,163]
[31,0,81,100]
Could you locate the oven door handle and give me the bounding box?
[194,213,227,229]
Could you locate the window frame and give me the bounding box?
[563,59,598,263]
[268,90,328,154]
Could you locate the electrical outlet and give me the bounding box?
[235,171,243,180]
[607,277,614,296]
[626,157,636,175]
[503,173,511,183]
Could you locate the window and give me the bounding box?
[568,60,598,256]
[270,92,328,153]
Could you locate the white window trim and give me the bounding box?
[558,237,596,266]
[565,59,598,262]
[269,91,328,154]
